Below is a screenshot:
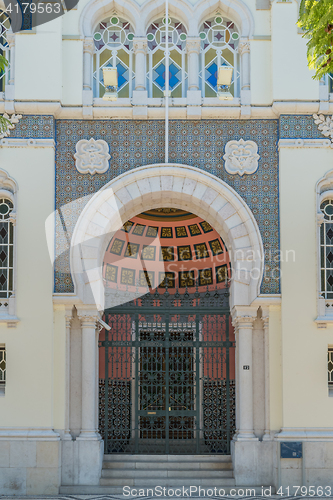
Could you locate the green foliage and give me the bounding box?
[0,55,11,136]
[0,55,8,74]
[298,0,333,79]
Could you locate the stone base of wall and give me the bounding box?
[61,436,103,486]
[232,439,277,486]
[0,437,61,495]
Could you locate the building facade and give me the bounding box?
[0,0,333,494]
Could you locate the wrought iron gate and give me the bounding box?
[99,285,235,454]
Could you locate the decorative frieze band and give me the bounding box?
[278,138,333,149]
[0,138,55,148]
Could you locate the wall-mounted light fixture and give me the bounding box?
[217,67,233,100]
[102,67,118,101]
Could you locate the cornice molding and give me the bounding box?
[275,428,333,441]
[0,428,60,440]
[0,138,55,148]
[278,138,333,149]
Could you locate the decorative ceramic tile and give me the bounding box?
[178,245,192,261]
[54,118,280,294]
[161,227,173,238]
[132,224,145,236]
[279,115,322,138]
[110,238,125,255]
[139,270,154,288]
[105,264,117,282]
[142,245,156,260]
[179,270,195,287]
[160,246,174,261]
[188,224,201,236]
[124,242,139,258]
[120,268,135,285]
[200,221,213,233]
[216,264,228,283]
[159,272,175,288]
[194,243,209,259]
[176,226,188,237]
[121,221,134,233]
[146,226,158,237]
[9,115,54,138]
[209,239,224,256]
[199,268,213,286]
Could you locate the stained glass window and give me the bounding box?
[320,199,333,299]
[0,198,14,299]
[199,15,240,98]
[147,17,187,98]
[0,346,5,386]
[0,11,10,93]
[93,16,135,98]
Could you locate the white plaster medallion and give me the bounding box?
[223,139,260,176]
[74,138,111,175]
[0,113,22,139]
[313,114,333,143]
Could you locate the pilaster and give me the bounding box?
[232,306,258,441]
[76,307,101,440]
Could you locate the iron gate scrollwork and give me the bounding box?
[99,285,235,454]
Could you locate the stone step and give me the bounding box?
[101,468,234,479]
[103,453,232,462]
[103,460,233,470]
[60,485,271,495]
[99,477,237,487]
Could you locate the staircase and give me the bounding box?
[59,454,272,495]
[100,454,235,493]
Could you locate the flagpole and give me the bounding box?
[165,0,169,164]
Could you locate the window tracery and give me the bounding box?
[199,15,240,98]
[146,17,187,98]
[93,16,135,98]
[320,199,333,299]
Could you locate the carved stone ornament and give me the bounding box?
[74,138,111,175]
[223,139,260,176]
[313,114,333,142]
[0,113,22,139]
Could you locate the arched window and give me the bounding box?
[199,15,240,98]
[93,16,135,98]
[0,198,14,300]
[147,17,187,98]
[0,11,10,92]
[320,199,333,299]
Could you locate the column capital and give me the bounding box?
[186,37,201,54]
[65,306,73,328]
[77,307,100,328]
[317,212,325,226]
[83,38,95,55]
[238,39,250,55]
[133,37,148,53]
[232,315,255,330]
[6,33,15,48]
[231,306,257,328]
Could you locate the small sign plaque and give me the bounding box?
[280,442,302,458]
[243,365,250,370]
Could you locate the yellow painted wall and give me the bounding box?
[0,147,55,427]
[15,18,62,101]
[271,1,319,102]
[251,41,272,105]
[62,40,83,106]
[280,148,333,428]
[269,306,282,431]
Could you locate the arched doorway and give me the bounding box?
[98,208,235,454]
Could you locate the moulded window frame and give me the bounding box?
[0,177,19,327]
[0,343,5,396]
[316,186,333,327]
